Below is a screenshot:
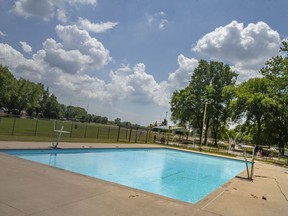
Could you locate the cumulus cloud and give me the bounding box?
[0,29,170,108]
[20,41,32,53]
[42,25,111,74]
[147,11,168,31]
[0,43,46,80]
[0,24,110,80]
[108,64,170,106]
[78,17,118,33]
[1,24,199,108]
[13,0,97,21]
[193,21,281,81]
[168,55,198,89]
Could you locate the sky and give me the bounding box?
[0,0,287,126]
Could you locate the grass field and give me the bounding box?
[0,117,151,143]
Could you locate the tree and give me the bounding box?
[161,118,167,126]
[170,60,237,145]
[114,118,121,126]
[28,83,44,117]
[43,94,61,119]
[101,116,108,124]
[0,65,18,113]
[259,40,288,155]
[231,77,277,147]
[66,106,87,120]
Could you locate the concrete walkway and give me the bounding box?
[0,141,287,216]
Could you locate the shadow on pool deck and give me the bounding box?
[0,141,287,216]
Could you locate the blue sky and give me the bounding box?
[0,0,287,126]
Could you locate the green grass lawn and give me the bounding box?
[0,117,150,143]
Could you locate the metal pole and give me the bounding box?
[129,128,132,142]
[145,128,149,143]
[107,126,110,139]
[200,102,208,150]
[84,122,88,138]
[117,126,121,142]
[11,117,16,136]
[244,151,250,179]
[135,128,139,143]
[250,146,256,180]
[96,125,100,138]
[166,126,171,145]
[34,118,39,136]
[70,121,73,137]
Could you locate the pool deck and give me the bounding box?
[0,141,287,216]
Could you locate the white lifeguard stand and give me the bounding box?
[51,121,70,148]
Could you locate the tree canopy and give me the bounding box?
[0,65,111,124]
[170,60,237,145]
[170,40,288,153]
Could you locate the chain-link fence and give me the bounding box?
[0,115,151,143]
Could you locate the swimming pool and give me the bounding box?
[1,148,248,204]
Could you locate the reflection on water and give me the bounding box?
[49,153,57,166]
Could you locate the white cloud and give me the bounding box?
[78,17,118,33]
[0,33,170,108]
[108,64,170,106]
[0,43,26,68]
[42,25,111,74]
[0,30,6,37]
[13,0,97,21]
[0,28,198,110]
[193,21,281,81]
[57,8,68,23]
[168,54,199,89]
[0,43,46,80]
[158,19,168,31]
[147,11,168,31]
[0,24,110,81]
[20,41,32,53]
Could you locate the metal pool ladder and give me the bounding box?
[243,146,256,180]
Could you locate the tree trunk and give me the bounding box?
[212,125,218,146]
[204,117,210,145]
[278,134,285,156]
[256,118,262,147]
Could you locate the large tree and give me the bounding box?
[0,65,18,113]
[43,94,62,119]
[231,77,277,147]
[170,60,237,145]
[260,41,288,154]
[15,78,43,116]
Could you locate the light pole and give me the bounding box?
[200,81,212,150]
[200,101,208,150]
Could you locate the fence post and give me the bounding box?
[107,126,110,139]
[135,127,139,143]
[70,121,73,137]
[34,118,39,136]
[145,128,149,143]
[117,126,121,142]
[97,126,100,138]
[11,117,16,136]
[129,128,132,142]
[84,123,88,138]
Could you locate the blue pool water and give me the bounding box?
[1,148,248,204]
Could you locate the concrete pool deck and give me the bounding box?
[0,141,287,216]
